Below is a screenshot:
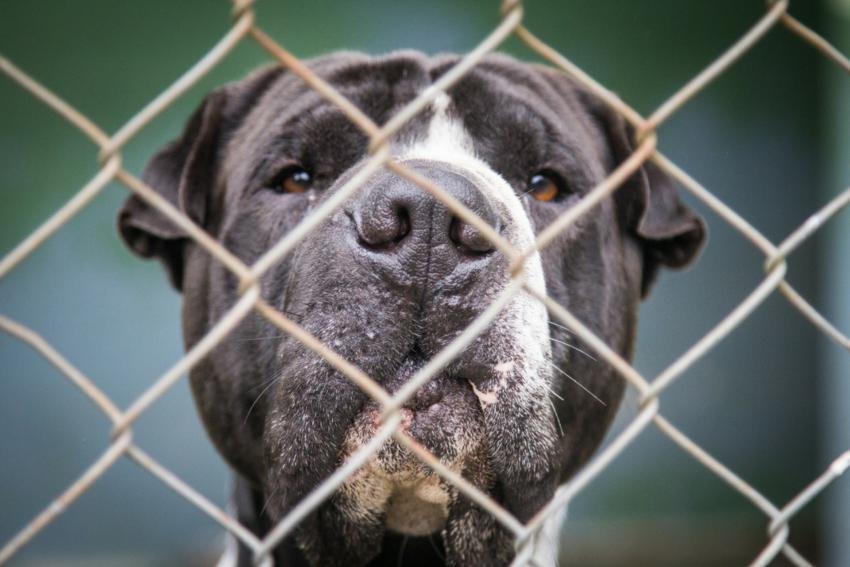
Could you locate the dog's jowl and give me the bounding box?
[118,51,705,567]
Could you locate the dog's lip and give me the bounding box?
[402,384,444,413]
[368,377,479,428]
[446,359,497,385]
[371,395,449,431]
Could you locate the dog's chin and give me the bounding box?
[338,374,492,536]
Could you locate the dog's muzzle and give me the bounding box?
[337,159,508,458]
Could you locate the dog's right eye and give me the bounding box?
[272,167,313,194]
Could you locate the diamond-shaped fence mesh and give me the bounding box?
[1,0,849,565]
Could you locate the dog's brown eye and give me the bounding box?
[277,167,312,194]
[527,172,565,202]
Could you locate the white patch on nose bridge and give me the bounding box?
[398,90,477,162]
[398,91,552,381]
[432,91,451,114]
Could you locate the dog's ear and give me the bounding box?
[117,66,283,290]
[586,95,706,297]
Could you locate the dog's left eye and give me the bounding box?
[273,167,313,194]
[527,171,567,202]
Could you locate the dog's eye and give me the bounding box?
[527,171,566,202]
[275,167,312,194]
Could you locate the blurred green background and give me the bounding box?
[1,1,848,566]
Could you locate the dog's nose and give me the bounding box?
[349,160,500,259]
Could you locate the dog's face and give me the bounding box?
[119,52,704,565]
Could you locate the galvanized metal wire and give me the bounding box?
[1,1,849,565]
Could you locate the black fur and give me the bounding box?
[118,51,704,566]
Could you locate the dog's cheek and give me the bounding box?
[481,269,561,523]
[443,505,514,567]
[261,361,367,514]
[266,402,389,567]
[476,367,559,523]
[442,449,514,567]
[293,502,385,567]
[180,252,276,483]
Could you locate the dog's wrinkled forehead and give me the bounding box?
[222,52,606,201]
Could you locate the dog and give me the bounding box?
[117,51,705,566]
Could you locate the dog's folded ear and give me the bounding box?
[117,66,283,290]
[585,94,707,297]
[118,92,224,290]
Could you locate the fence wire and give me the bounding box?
[1,0,849,565]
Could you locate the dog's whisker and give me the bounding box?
[548,396,565,437]
[548,363,606,406]
[545,383,564,402]
[244,375,282,425]
[247,373,282,393]
[548,320,573,335]
[428,534,446,562]
[396,535,409,567]
[549,337,597,361]
[260,488,277,519]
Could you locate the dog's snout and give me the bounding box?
[349,160,499,262]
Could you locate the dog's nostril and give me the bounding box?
[356,206,411,250]
[449,216,495,256]
[395,207,411,243]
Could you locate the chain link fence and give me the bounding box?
[1,0,849,565]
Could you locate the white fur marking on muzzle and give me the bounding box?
[398,91,553,403]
